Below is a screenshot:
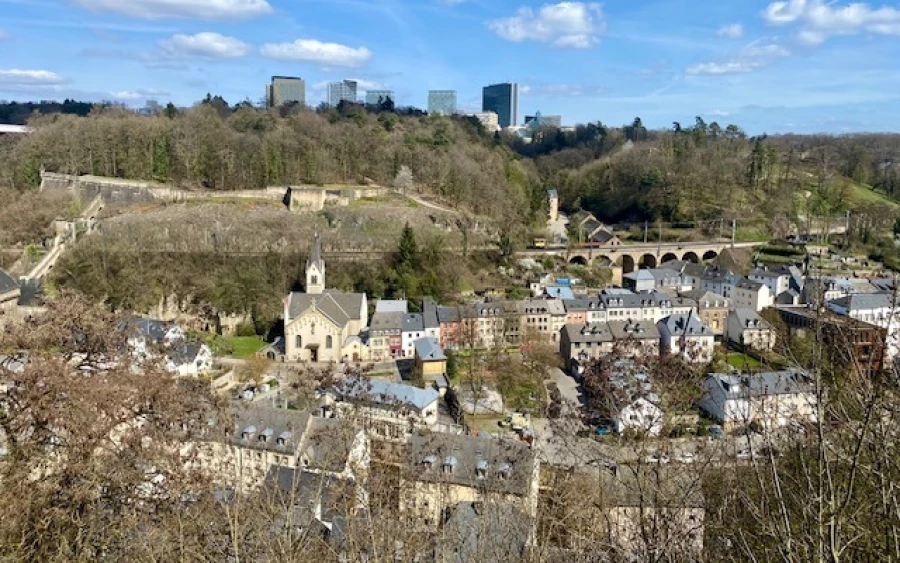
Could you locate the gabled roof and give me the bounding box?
[659,313,712,337]
[437,306,460,323]
[518,298,566,316]
[232,405,311,455]
[422,297,439,329]
[414,337,446,361]
[375,299,407,313]
[0,269,18,295]
[679,289,730,308]
[729,308,772,330]
[828,292,894,312]
[707,369,813,398]
[563,322,613,343]
[370,311,405,333]
[123,317,180,344]
[624,270,654,282]
[287,290,365,328]
[608,320,660,340]
[334,376,439,411]
[735,278,765,291]
[544,286,575,300]
[749,268,788,279]
[403,313,425,332]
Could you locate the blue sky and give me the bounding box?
[2,0,900,133]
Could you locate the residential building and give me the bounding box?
[124,317,212,376]
[657,313,715,364]
[482,82,519,128]
[427,90,457,115]
[701,268,741,299]
[560,322,614,373]
[599,291,688,324]
[375,299,407,314]
[778,305,887,376]
[414,337,448,385]
[400,432,540,529]
[776,289,801,306]
[543,285,576,300]
[517,298,567,342]
[733,278,772,311]
[592,359,665,436]
[368,311,404,361]
[826,292,900,363]
[699,369,818,429]
[726,308,776,352]
[364,89,395,106]
[195,405,369,489]
[422,297,441,341]
[284,235,368,363]
[327,80,358,107]
[662,260,708,290]
[402,313,426,358]
[748,266,792,297]
[570,210,622,246]
[267,75,305,108]
[322,376,441,442]
[437,501,531,563]
[459,302,507,348]
[471,111,499,131]
[679,290,731,336]
[563,296,592,325]
[802,277,855,306]
[623,270,655,293]
[608,320,661,359]
[437,306,461,349]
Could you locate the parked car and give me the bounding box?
[596,425,612,436]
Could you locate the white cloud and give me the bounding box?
[717,23,744,38]
[260,39,372,67]
[72,0,272,20]
[489,2,606,48]
[706,109,731,117]
[763,0,900,44]
[159,32,251,58]
[687,43,790,75]
[0,69,66,85]
[110,88,170,100]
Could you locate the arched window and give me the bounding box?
[326,335,333,349]
[295,335,302,349]
[311,275,318,285]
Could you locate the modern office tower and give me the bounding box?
[428,90,457,115]
[525,112,562,128]
[267,76,305,108]
[365,90,395,106]
[482,82,519,128]
[327,80,358,107]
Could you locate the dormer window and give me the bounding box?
[422,454,437,470]
[259,428,273,443]
[498,462,512,480]
[277,431,291,447]
[241,425,257,441]
[442,456,458,474]
[476,460,489,479]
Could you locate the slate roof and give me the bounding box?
[544,286,575,300]
[608,320,660,341]
[405,432,534,496]
[124,317,179,344]
[414,337,446,361]
[0,269,18,294]
[735,278,765,291]
[422,297,439,329]
[265,465,356,525]
[659,313,712,337]
[679,289,730,308]
[828,292,895,312]
[307,232,324,273]
[403,313,425,333]
[375,299,407,313]
[440,502,531,563]
[662,259,708,279]
[601,291,673,309]
[302,417,358,472]
[287,290,365,328]
[232,405,311,455]
[518,298,566,316]
[624,270,654,282]
[437,306,460,323]
[369,311,405,334]
[333,376,439,411]
[562,322,614,343]
[730,308,771,330]
[168,341,206,366]
[749,268,788,279]
[707,369,813,398]
[597,469,705,508]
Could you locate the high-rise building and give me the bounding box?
[428,90,457,115]
[267,76,305,108]
[365,90,395,106]
[327,80,358,107]
[482,83,519,128]
[525,112,562,129]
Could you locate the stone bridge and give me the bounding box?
[517,240,765,273]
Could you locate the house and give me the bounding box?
[571,211,622,245]
[438,501,532,563]
[368,311,404,361]
[375,299,407,314]
[802,277,855,306]
[661,260,708,290]
[322,376,441,442]
[826,292,900,363]
[414,337,448,384]
[0,269,21,313]
[776,289,801,306]
[777,305,886,377]
[124,317,212,376]
[733,278,772,312]
[699,369,817,430]
[284,235,368,363]
[592,360,665,436]
[437,306,461,350]
[726,308,776,352]
[657,313,715,364]
[543,285,575,300]
[422,297,441,341]
[701,268,741,299]
[402,313,426,358]
[517,298,567,342]
[608,320,661,359]
[560,322,614,374]
[166,340,213,376]
[748,267,792,297]
[679,290,730,336]
[195,405,369,489]
[459,302,507,349]
[623,270,655,293]
[563,296,591,324]
[400,432,540,529]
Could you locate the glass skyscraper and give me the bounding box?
[327,80,358,107]
[365,90,395,106]
[428,90,457,115]
[482,83,519,128]
[267,76,305,108]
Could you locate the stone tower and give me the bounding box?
[306,233,325,295]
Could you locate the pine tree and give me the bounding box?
[397,222,419,271]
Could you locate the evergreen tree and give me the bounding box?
[396,222,420,271]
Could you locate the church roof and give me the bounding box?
[307,233,324,273]
[287,290,365,328]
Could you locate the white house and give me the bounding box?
[124,317,211,376]
[827,292,900,363]
[401,313,426,359]
[602,361,665,437]
[614,396,665,437]
[748,267,791,297]
[726,308,776,352]
[657,313,715,364]
[699,369,817,429]
[166,341,213,377]
[733,279,772,312]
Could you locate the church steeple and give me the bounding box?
[306,233,325,295]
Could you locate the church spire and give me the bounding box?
[306,233,325,294]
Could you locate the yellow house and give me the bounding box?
[414,337,447,383]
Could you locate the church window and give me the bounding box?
[311,275,318,285]
[295,335,302,348]
[326,335,333,349]
[311,322,316,335]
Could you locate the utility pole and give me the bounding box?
[844,210,851,248]
[731,219,736,249]
[657,220,662,257]
[644,221,648,244]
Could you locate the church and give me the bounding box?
[284,235,368,363]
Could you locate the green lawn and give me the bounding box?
[726,352,762,370]
[220,336,267,358]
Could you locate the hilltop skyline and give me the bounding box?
[1,0,900,133]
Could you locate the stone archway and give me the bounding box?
[621,255,636,274]
[702,250,718,261]
[640,253,658,269]
[683,251,700,263]
[569,255,589,266]
[661,252,678,264]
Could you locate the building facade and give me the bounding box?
[428,90,457,115]
[327,80,358,107]
[267,76,305,108]
[482,83,518,128]
[365,90,395,106]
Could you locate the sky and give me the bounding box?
[2,0,900,133]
